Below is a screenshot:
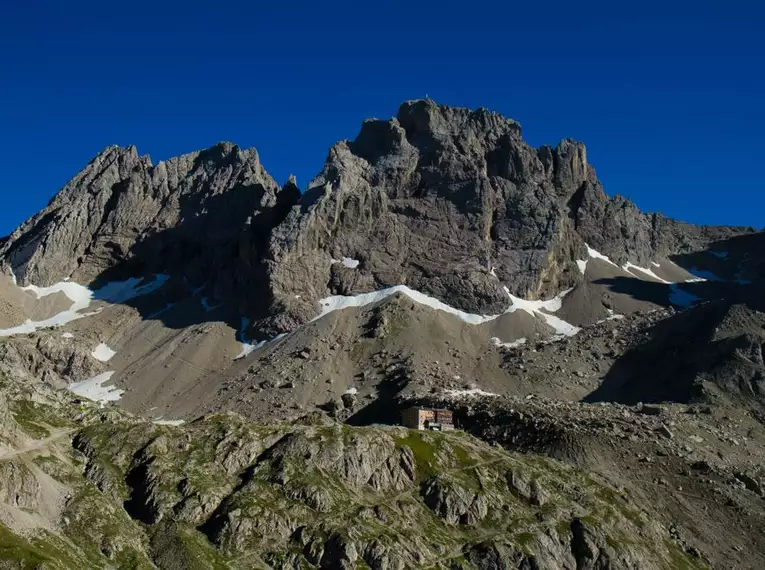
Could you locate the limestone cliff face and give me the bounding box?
[0,101,751,335]
[0,142,299,313]
[260,100,749,332]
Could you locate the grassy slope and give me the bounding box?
[0,379,704,570]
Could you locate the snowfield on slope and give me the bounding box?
[332,257,361,269]
[669,284,701,309]
[579,244,671,283]
[91,343,116,362]
[69,371,123,404]
[443,388,498,398]
[0,274,169,337]
[491,337,527,349]
[622,261,671,284]
[314,284,580,337]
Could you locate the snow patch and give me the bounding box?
[344,387,358,395]
[687,267,722,282]
[69,371,123,404]
[576,259,588,275]
[0,274,169,338]
[91,343,116,362]
[314,286,502,325]
[505,288,580,337]
[491,337,526,349]
[93,274,170,304]
[490,267,498,277]
[235,317,287,360]
[331,257,360,269]
[622,262,671,284]
[585,244,617,266]
[585,245,673,285]
[606,308,625,320]
[597,309,625,324]
[235,317,255,360]
[200,297,222,312]
[315,284,580,337]
[62,332,74,339]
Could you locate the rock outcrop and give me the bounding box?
[0,142,300,316]
[259,100,751,332]
[0,99,764,570]
[2,382,701,570]
[0,101,752,338]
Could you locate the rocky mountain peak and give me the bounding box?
[0,100,754,334]
[0,101,764,569]
[0,141,291,291]
[258,100,734,334]
[398,99,522,144]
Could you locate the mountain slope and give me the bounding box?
[0,142,299,322]
[0,100,764,569]
[0,371,710,570]
[258,100,751,335]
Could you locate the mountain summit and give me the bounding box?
[0,100,750,333]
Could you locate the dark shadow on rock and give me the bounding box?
[345,369,411,426]
[592,277,673,307]
[87,180,300,337]
[593,275,756,311]
[585,293,765,409]
[669,232,765,283]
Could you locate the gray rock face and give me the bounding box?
[259,100,752,333]
[0,336,103,389]
[572,181,746,266]
[0,100,753,337]
[0,142,299,315]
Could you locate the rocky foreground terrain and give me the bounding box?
[0,371,712,569]
[0,100,764,568]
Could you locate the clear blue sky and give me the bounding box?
[1,1,762,235]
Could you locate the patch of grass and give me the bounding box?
[579,514,600,527]
[10,400,53,439]
[594,487,644,528]
[514,531,536,548]
[0,523,90,569]
[150,522,230,570]
[451,443,476,467]
[664,539,709,570]
[11,399,71,430]
[555,519,572,536]
[395,431,439,480]
[61,485,152,566]
[605,534,623,549]
[0,523,54,569]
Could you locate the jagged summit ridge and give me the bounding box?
[0,101,764,570]
[0,141,299,316]
[259,99,748,333]
[0,100,752,336]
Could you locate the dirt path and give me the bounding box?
[0,428,76,461]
